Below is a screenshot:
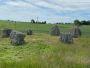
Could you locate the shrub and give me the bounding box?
[50,25,60,36]
[0,28,12,38]
[10,31,25,45]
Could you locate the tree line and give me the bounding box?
[74,20,90,26]
[56,20,90,25]
[6,19,90,25]
[31,19,46,24]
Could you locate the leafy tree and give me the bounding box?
[81,20,90,25]
[42,21,46,24]
[74,20,81,26]
[81,20,86,25]
[31,19,35,23]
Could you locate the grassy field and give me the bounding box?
[0,20,90,68]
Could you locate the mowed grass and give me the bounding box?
[0,20,90,68]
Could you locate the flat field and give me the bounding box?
[0,20,90,68]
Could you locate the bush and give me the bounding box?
[50,25,60,36]
[60,33,73,43]
[0,28,12,38]
[10,31,25,45]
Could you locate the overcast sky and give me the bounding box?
[0,0,90,23]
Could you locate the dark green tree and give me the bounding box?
[74,20,81,26]
[31,19,35,23]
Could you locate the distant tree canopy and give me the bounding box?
[81,20,90,25]
[31,19,35,24]
[74,20,81,26]
[31,19,47,24]
[74,20,90,25]
[3,19,90,25]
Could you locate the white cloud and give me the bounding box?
[42,0,90,11]
[2,0,90,11]
[4,0,35,8]
[46,16,72,23]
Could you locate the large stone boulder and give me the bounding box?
[26,29,33,35]
[50,25,60,36]
[10,31,25,45]
[71,27,81,38]
[60,33,73,43]
[0,28,12,38]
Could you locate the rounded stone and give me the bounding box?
[60,33,73,43]
[50,25,60,36]
[71,27,81,38]
[0,28,12,38]
[26,29,33,35]
[10,31,25,45]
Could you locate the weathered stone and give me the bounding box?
[10,31,25,45]
[0,28,12,38]
[50,25,60,36]
[60,33,73,43]
[26,29,33,35]
[71,27,81,38]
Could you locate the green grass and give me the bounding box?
[0,20,90,68]
[0,20,73,33]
